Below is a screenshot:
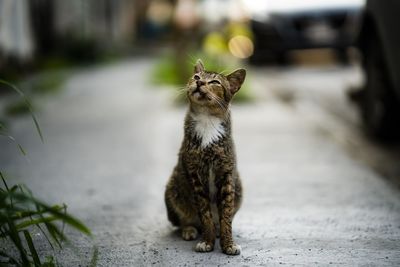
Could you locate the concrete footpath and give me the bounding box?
[1,59,399,266]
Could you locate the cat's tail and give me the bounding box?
[165,186,180,226]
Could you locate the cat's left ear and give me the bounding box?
[194,59,205,73]
[227,69,246,95]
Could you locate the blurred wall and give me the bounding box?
[0,0,34,62]
[0,0,139,68]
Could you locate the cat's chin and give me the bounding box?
[192,91,202,99]
[189,94,210,105]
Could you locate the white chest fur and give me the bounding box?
[191,113,225,148]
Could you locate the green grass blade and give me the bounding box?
[42,255,56,267]
[44,222,64,249]
[6,219,30,265]
[5,192,91,236]
[16,216,58,230]
[9,185,19,193]
[89,246,99,267]
[11,210,48,221]
[0,173,10,192]
[23,230,41,266]
[39,204,91,236]
[0,79,44,142]
[33,219,55,250]
[0,173,14,208]
[0,227,8,239]
[1,187,93,265]
[0,250,20,265]
[0,132,27,156]
[17,144,27,156]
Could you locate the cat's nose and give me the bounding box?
[196,80,205,87]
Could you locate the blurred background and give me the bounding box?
[1,0,400,265]
[2,0,400,171]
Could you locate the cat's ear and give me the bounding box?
[227,69,246,95]
[194,59,205,73]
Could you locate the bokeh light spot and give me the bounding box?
[228,35,254,58]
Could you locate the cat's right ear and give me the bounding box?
[194,59,204,73]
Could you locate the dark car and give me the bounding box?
[248,1,363,64]
[352,0,400,139]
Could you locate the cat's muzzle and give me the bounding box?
[192,87,207,98]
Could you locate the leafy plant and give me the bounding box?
[0,80,96,266]
[5,99,33,116]
[2,72,66,117]
[0,173,91,266]
[30,74,65,95]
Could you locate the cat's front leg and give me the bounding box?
[191,175,216,252]
[217,173,241,255]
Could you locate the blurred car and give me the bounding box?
[247,0,364,64]
[352,0,400,139]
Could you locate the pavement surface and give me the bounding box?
[1,59,400,266]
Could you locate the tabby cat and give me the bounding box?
[165,60,245,255]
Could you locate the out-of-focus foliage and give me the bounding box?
[0,81,96,267]
[0,174,93,266]
[151,51,253,103]
[1,72,66,116]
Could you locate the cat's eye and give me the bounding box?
[209,80,220,85]
[194,75,200,80]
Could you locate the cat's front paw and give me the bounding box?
[222,243,241,255]
[182,226,198,241]
[194,241,214,252]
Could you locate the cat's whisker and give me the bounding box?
[174,90,186,97]
[176,89,187,95]
[208,93,228,114]
[174,88,186,94]
[176,85,187,91]
[213,98,228,115]
[171,86,189,101]
[207,91,224,104]
[186,54,199,67]
[175,86,188,94]
[208,94,224,109]
[172,92,187,101]
[214,97,231,121]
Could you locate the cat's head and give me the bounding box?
[187,59,246,114]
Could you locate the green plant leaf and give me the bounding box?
[44,221,64,249]
[7,205,61,223]
[38,203,91,236]
[0,132,27,156]
[89,246,99,267]
[34,220,55,251]
[1,173,10,192]
[0,79,44,142]
[24,230,42,266]
[16,216,58,230]
[4,192,91,236]
[0,250,20,265]
[1,176,93,266]
[42,255,56,267]
[6,219,29,265]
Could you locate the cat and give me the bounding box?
[164,59,245,255]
